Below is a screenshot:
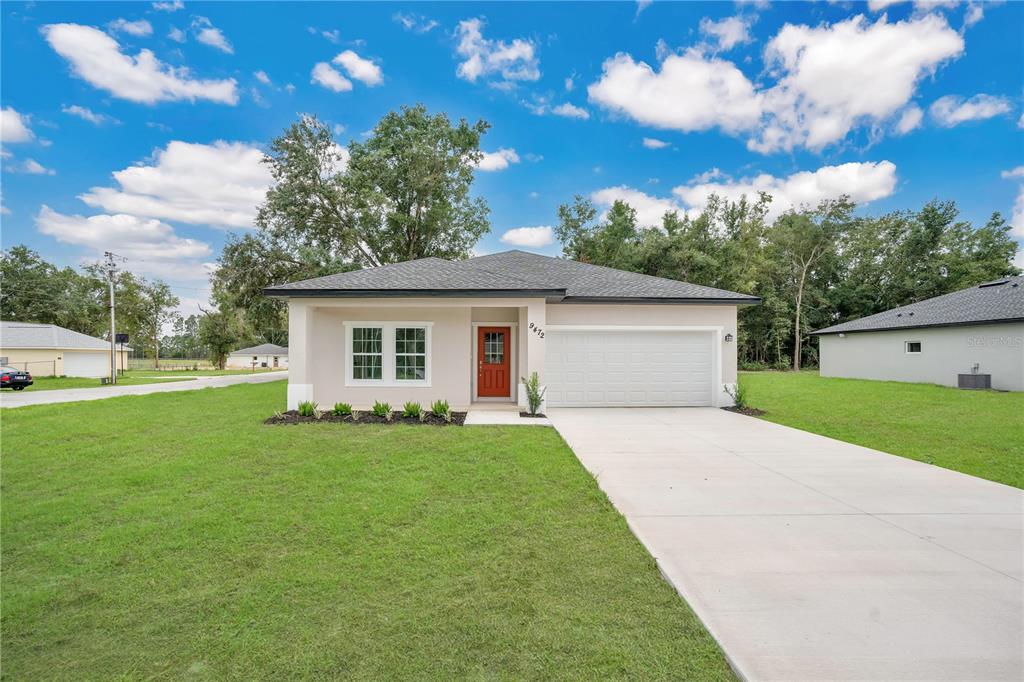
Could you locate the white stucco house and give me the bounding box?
[813,276,1024,391]
[226,343,289,369]
[0,321,131,377]
[264,250,760,411]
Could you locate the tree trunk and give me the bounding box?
[154,334,160,370]
[793,264,808,372]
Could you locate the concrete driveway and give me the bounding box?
[549,407,1023,681]
[0,372,286,409]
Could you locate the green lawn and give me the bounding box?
[10,374,196,391]
[132,368,287,376]
[742,371,1024,489]
[1,382,733,680]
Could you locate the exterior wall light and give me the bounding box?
[724,333,734,342]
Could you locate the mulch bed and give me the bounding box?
[265,411,467,426]
[518,412,548,419]
[721,406,766,417]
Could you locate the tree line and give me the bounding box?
[4,104,1019,371]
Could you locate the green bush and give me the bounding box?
[297,401,318,417]
[402,401,421,418]
[430,399,451,423]
[332,402,353,416]
[371,401,392,419]
[520,371,546,415]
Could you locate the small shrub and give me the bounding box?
[521,371,546,415]
[725,382,748,408]
[371,401,392,420]
[297,400,318,417]
[430,399,451,422]
[402,401,421,418]
[333,402,353,416]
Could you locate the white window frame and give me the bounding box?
[343,321,433,387]
[905,340,922,354]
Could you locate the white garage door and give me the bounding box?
[63,351,109,378]
[545,330,714,407]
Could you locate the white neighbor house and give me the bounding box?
[264,250,760,411]
[813,276,1024,391]
[226,343,289,369]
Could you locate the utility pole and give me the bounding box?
[103,252,122,385]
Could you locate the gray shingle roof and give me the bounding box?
[812,276,1024,335]
[0,321,112,350]
[264,250,759,304]
[230,343,288,356]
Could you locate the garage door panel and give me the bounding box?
[545,330,713,407]
[63,351,109,378]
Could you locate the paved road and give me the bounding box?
[549,407,1023,682]
[0,372,286,409]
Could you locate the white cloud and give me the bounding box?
[867,0,903,9]
[589,14,963,154]
[321,29,340,43]
[475,148,520,172]
[588,49,761,134]
[894,105,924,134]
[642,137,670,149]
[167,26,186,43]
[192,16,233,54]
[455,18,540,83]
[930,94,1012,127]
[592,161,898,227]
[1010,187,1024,238]
[311,62,352,92]
[62,104,119,125]
[108,18,153,37]
[636,0,654,17]
[591,186,681,227]
[1,107,34,143]
[564,75,575,91]
[152,0,184,11]
[699,16,753,50]
[254,70,271,85]
[393,13,439,34]
[964,2,985,28]
[19,159,57,175]
[752,13,964,152]
[43,23,237,104]
[79,140,272,229]
[500,226,554,248]
[36,205,211,262]
[674,161,898,220]
[551,103,589,120]
[332,50,383,86]
[1001,166,1024,179]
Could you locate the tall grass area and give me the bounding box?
[742,371,1024,488]
[1,382,733,680]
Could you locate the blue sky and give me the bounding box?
[2,0,1022,315]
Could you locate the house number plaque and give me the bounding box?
[529,322,545,339]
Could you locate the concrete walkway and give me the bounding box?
[0,372,286,409]
[548,407,1023,681]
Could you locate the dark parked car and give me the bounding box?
[1,366,33,390]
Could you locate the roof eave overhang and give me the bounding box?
[263,288,567,300]
[811,316,1024,336]
[557,296,762,306]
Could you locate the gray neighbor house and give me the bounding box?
[813,276,1024,391]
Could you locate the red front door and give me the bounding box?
[477,326,511,397]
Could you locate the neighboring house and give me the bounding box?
[0,321,131,377]
[813,276,1024,391]
[226,343,289,369]
[264,250,760,410]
